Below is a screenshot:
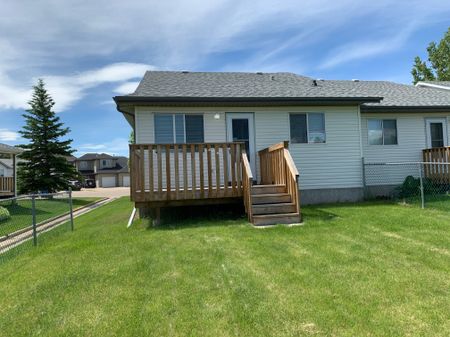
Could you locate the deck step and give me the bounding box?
[252,193,291,205]
[252,213,301,226]
[251,184,286,195]
[252,202,297,215]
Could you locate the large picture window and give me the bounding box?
[155,114,204,143]
[368,119,397,145]
[290,113,325,143]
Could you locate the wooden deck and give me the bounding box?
[422,147,450,183]
[130,142,245,206]
[0,177,14,197]
[130,141,301,225]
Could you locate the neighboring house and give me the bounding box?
[0,143,22,197]
[416,81,450,91]
[73,153,130,188]
[114,71,450,225]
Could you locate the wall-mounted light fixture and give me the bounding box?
[214,113,221,120]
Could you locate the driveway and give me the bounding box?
[72,187,130,198]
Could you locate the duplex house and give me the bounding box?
[74,153,130,188]
[114,71,450,225]
[0,143,22,197]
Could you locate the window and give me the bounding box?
[290,113,325,143]
[0,168,4,177]
[430,123,444,148]
[79,161,88,170]
[368,119,397,145]
[155,114,204,143]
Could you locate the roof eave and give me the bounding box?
[113,96,383,108]
[361,105,450,113]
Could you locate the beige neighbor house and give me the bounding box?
[0,143,22,197]
[114,71,450,225]
[74,153,130,188]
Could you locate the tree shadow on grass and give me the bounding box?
[144,203,247,230]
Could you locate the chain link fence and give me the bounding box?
[0,190,74,260]
[363,162,450,210]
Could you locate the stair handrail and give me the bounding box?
[258,141,301,219]
[241,150,254,222]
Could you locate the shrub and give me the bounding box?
[0,206,10,222]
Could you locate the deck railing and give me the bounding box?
[0,177,14,193]
[130,143,245,202]
[259,141,300,215]
[241,151,253,222]
[422,147,450,182]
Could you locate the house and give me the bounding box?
[73,153,130,188]
[416,81,450,91]
[0,143,22,197]
[114,71,450,225]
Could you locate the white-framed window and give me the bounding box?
[154,114,204,143]
[290,113,326,144]
[368,119,398,145]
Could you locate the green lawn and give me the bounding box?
[0,197,100,237]
[0,198,449,337]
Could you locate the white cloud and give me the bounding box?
[113,81,140,95]
[319,24,417,70]
[76,138,130,156]
[0,129,20,141]
[0,62,154,112]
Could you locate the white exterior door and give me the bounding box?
[122,176,130,187]
[426,118,448,148]
[101,176,116,188]
[226,113,256,175]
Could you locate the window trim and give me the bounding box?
[289,112,326,144]
[154,113,205,144]
[367,118,398,146]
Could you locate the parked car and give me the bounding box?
[84,179,96,188]
[68,180,82,191]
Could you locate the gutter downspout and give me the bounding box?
[357,105,365,198]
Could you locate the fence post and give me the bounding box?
[361,157,367,199]
[31,194,37,246]
[418,163,425,209]
[68,188,74,231]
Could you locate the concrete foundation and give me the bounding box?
[300,187,364,205]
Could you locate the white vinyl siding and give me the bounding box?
[135,106,363,191]
[361,112,450,163]
[255,106,362,190]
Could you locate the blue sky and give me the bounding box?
[1,0,449,156]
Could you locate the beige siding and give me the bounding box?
[255,106,363,189]
[361,112,450,163]
[134,106,363,191]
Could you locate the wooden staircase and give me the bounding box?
[241,141,302,226]
[251,184,300,226]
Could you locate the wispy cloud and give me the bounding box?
[76,137,130,156]
[318,24,417,70]
[0,63,154,112]
[0,129,20,141]
[113,81,140,95]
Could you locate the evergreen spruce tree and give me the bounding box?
[18,79,77,193]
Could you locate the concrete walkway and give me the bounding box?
[0,197,114,254]
[72,187,130,199]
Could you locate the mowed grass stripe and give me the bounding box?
[0,198,449,336]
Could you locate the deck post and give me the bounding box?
[153,207,161,226]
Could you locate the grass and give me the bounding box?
[0,198,449,336]
[0,197,100,237]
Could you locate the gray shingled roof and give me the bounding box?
[0,143,22,154]
[77,153,114,161]
[116,71,450,111]
[128,71,380,100]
